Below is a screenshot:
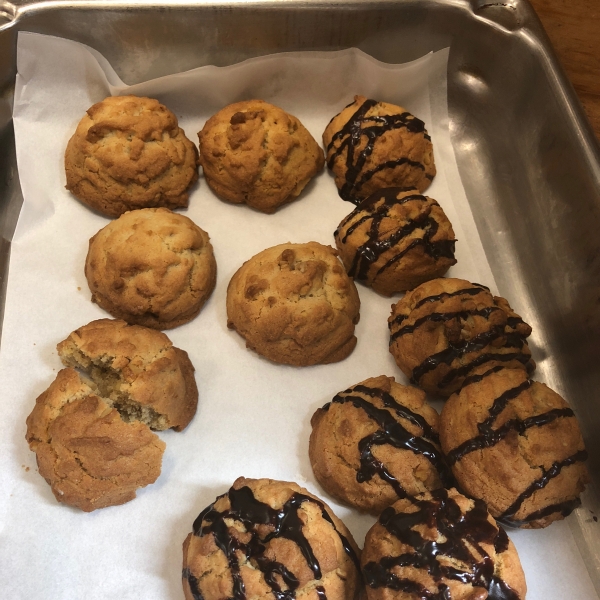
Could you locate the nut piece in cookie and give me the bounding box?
[334,188,456,295]
[440,366,589,529]
[182,477,361,600]
[323,96,435,204]
[25,368,165,511]
[388,278,535,396]
[226,242,360,366]
[362,488,527,600]
[65,95,199,217]
[57,319,198,431]
[198,100,324,213]
[309,375,453,514]
[85,208,217,330]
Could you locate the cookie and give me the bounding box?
[362,488,527,600]
[57,318,198,431]
[226,242,360,366]
[334,188,456,295]
[85,207,217,330]
[440,365,589,529]
[388,278,535,396]
[182,477,361,600]
[198,100,324,213]
[65,95,198,217]
[309,375,453,514]
[25,368,165,512]
[323,96,435,204]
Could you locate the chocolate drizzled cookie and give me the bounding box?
[323,96,435,204]
[440,366,589,529]
[334,188,456,295]
[388,278,535,396]
[182,478,361,600]
[361,488,527,600]
[309,376,453,514]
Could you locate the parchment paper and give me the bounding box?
[0,31,596,599]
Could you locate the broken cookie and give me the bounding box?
[25,368,165,512]
[57,318,198,432]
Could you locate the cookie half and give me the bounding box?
[362,488,527,600]
[85,208,217,330]
[309,375,453,514]
[199,100,324,213]
[65,95,198,217]
[25,368,165,511]
[182,477,361,600]
[226,242,360,366]
[57,319,198,431]
[323,96,435,204]
[388,278,535,396]
[334,188,456,295]
[440,366,589,528]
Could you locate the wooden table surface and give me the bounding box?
[529,0,600,141]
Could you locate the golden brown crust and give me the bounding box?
[226,242,360,366]
[198,100,324,213]
[85,208,217,330]
[309,375,449,514]
[334,188,456,295]
[323,96,435,204]
[25,368,165,512]
[440,366,589,529]
[361,488,527,600]
[182,477,361,600]
[65,95,198,217]
[388,278,535,396]
[57,318,198,431]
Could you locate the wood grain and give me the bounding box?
[528,0,600,140]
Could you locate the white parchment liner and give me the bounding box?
[0,31,595,599]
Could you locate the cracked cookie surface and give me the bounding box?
[25,368,165,512]
[226,242,360,366]
[65,95,199,217]
[309,375,453,514]
[362,488,527,600]
[334,188,456,295]
[198,100,324,213]
[57,318,198,431]
[85,207,217,330]
[182,477,361,600]
[440,366,589,529]
[388,278,535,396]
[323,96,436,204]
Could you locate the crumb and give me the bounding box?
[77,286,81,291]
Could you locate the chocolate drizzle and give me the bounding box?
[184,484,360,600]
[335,189,456,284]
[362,488,520,599]
[326,383,453,499]
[497,450,588,526]
[388,285,533,391]
[445,367,587,526]
[326,99,430,203]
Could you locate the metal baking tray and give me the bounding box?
[1,0,599,596]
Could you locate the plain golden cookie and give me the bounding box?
[182,477,361,600]
[323,96,435,204]
[25,368,165,512]
[334,188,456,295]
[226,242,360,366]
[85,208,217,330]
[388,278,535,396]
[57,319,198,431]
[309,375,453,514]
[362,488,527,600]
[198,99,324,213]
[65,95,198,217]
[440,365,589,529]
